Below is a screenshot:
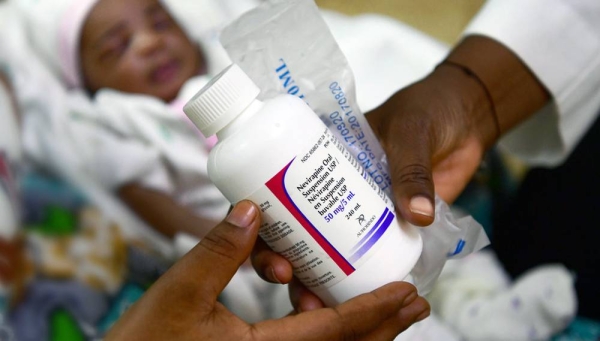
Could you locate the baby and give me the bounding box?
[80,0,225,240]
[14,0,291,323]
[17,0,240,241]
[79,0,207,102]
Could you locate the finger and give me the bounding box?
[364,295,430,340]
[398,296,430,325]
[288,277,324,313]
[251,237,293,284]
[155,200,261,308]
[193,200,261,298]
[254,281,424,341]
[385,123,435,226]
[366,100,435,227]
[390,145,435,226]
[104,203,261,340]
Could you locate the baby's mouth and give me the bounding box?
[151,60,180,83]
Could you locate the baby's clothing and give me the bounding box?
[13,0,99,88]
[10,0,251,229]
[13,0,254,89]
[79,77,231,222]
[427,249,577,341]
[12,0,246,223]
[0,76,21,240]
[9,279,109,341]
[6,0,284,324]
[7,1,588,338]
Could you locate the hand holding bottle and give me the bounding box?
[106,201,430,340]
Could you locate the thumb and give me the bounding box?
[178,200,261,303]
[386,132,436,227]
[102,202,260,339]
[367,98,436,227]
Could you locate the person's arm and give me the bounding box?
[252,0,600,315]
[249,33,552,316]
[373,0,600,224]
[118,183,220,240]
[364,34,550,226]
[106,201,430,340]
[463,0,600,167]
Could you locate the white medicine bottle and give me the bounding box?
[184,64,423,306]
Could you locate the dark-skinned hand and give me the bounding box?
[106,201,430,341]
[251,35,549,315]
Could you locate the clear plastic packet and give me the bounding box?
[220,0,489,295]
[411,195,490,294]
[220,0,393,198]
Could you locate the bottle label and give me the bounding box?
[247,128,397,290]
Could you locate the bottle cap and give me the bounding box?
[183,64,260,137]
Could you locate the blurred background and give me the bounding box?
[316,0,485,45]
[1,0,599,340]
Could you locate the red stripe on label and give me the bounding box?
[266,160,354,275]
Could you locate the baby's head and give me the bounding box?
[20,0,205,102]
[80,0,205,101]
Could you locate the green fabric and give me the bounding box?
[44,206,77,236]
[50,309,85,341]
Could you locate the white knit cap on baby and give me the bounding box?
[13,0,241,89]
[14,0,100,88]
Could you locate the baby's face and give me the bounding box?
[79,0,204,102]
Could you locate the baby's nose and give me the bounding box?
[133,30,164,55]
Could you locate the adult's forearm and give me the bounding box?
[440,35,551,147]
[459,0,600,166]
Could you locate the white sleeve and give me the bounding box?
[463,0,600,166]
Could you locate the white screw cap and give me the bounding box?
[183,64,260,137]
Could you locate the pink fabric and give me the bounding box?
[58,0,100,88]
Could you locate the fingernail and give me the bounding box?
[402,290,418,308]
[415,308,430,322]
[298,298,323,313]
[270,266,282,284]
[409,196,433,218]
[226,201,257,228]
